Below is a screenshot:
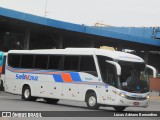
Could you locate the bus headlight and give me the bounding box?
[113,90,149,100]
[113,90,126,98]
[146,96,149,99]
[120,93,125,97]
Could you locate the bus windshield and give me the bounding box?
[118,61,149,93]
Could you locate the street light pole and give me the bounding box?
[44,0,48,17]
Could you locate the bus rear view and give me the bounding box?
[0,51,4,90]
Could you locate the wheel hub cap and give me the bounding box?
[24,89,30,98]
[89,96,96,106]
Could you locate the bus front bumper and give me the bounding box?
[114,95,149,107]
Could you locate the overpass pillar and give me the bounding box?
[144,51,149,64]
[57,34,63,49]
[23,27,31,50]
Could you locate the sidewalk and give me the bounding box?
[149,96,160,101]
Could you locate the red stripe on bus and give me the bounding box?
[61,73,73,82]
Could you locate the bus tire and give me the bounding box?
[44,98,59,104]
[114,106,126,111]
[86,92,100,110]
[0,80,4,91]
[22,86,37,101]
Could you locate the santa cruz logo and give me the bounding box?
[16,74,38,81]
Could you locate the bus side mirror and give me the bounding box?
[146,65,156,78]
[105,60,121,75]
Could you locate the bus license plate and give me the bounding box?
[133,102,139,106]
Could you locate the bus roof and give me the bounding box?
[8,48,144,63]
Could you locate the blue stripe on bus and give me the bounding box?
[70,72,82,82]
[53,74,63,82]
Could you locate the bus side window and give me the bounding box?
[48,55,63,70]
[34,55,48,69]
[21,55,34,68]
[8,54,21,68]
[80,56,97,77]
[63,56,79,71]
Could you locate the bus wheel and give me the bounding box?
[22,86,37,101]
[44,98,59,104]
[114,106,126,111]
[0,80,4,91]
[86,93,100,110]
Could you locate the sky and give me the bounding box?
[0,0,160,27]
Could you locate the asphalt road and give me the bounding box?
[0,91,160,111]
[0,91,160,120]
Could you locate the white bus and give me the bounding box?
[4,48,156,111]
